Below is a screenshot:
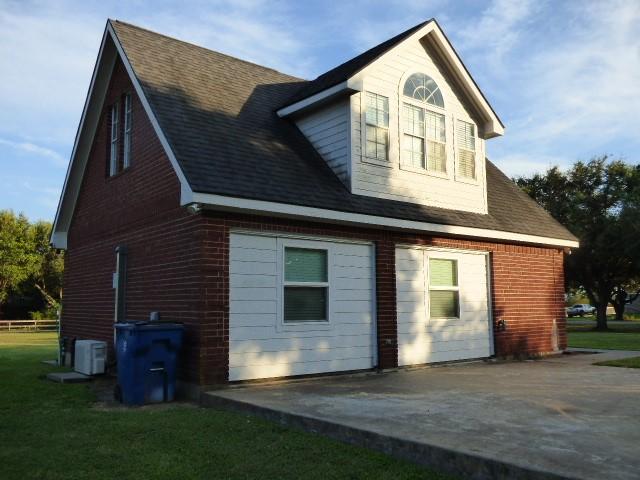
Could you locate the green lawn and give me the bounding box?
[567,321,640,351]
[0,332,449,480]
[594,356,640,368]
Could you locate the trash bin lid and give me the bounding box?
[115,321,184,331]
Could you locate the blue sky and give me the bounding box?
[1,0,639,222]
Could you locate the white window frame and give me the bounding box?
[454,118,479,184]
[277,238,334,332]
[109,102,119,176]
[425,254,460,320]
[362,91,390,167]
[399,72,449,179]
[123,93,132,169]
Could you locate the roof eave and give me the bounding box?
[276,79,361,118]
[188,192,579,249]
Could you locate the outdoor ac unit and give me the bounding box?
[74,340,107,375]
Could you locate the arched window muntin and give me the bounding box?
[400,72,447,174]
[403,72,444,108]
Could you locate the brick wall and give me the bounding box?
[62,58,206,383]
[62,58,566,387]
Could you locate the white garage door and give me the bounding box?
[396,246,493,366]
[229,232,377,381]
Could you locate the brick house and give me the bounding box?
[51,19,578,393]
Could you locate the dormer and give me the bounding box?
[279,20,504,215]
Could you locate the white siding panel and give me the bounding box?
[351,37,488,214]
[296,100,351,187]
[229,233,376,381]
[396,246,492,366]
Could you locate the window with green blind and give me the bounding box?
[283,247,328,322]
[428,258,459,318]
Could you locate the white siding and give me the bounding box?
[350,38,488,214]
[395,246,492,366]
[229,232,376,381]
[295,100,351,187]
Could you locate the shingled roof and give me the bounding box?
[109,20,576,243]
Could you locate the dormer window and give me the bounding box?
[365,92,389,162]
[401,73,446,174]
[456,120,476,180]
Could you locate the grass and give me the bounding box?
[594,357,640,369]
[567,320,640,351]
[0,332,450,480]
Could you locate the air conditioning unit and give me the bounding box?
[75,340,107,375]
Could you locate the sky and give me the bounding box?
[1,0,639,222]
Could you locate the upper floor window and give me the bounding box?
[109,102,119,176]
[402,73,446,174]
[108,93,133,177]
[456,120,476,180]
[365,92,389,162]
[403,73,444,108]
[123,93,132,169]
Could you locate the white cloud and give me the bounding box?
[0,137,67,167]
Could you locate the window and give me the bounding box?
[283,247,328,322]
[456,120,476,180]
[402,104,424,169]
[401,73,447,173]
[365,92,389,162]
[428,258,459,318]
[123,93,132,169]
[109,102,119,176]
[403,73,444,108]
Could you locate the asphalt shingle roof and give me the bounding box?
[110,20,577,243]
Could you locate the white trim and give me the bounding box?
[107,22,191,191]
[51,22,194,249]
[190,192,579,248]
[51,26,112,246]
[277,80,360,118]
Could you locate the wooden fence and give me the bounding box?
[0,319,59,332]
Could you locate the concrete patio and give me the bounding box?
[203,350,640,480]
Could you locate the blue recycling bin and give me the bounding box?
[115,322,184,405]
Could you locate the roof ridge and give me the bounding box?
[311,19,432,83]
[109,19,305,82]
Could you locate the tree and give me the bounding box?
[0,211,39,307]
[29,220,64,311]
[516,157,640,330]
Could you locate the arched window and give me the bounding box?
[401,73,446,173]
[403,73,444,108]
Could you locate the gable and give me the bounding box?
[69,58,181,245]
[278,20,504,139]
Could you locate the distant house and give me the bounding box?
[51,19,577,393]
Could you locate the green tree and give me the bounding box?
[29,220,64,311]
[516,157,640,330]
[0,211,39,306]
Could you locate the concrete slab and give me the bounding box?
[46,371,91,383]
[203,350,640,480]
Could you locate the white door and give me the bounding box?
[396,246,492,366]
[229,232,376,381]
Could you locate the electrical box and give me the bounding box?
[74,340,107,375]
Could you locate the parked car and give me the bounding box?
[566,304,596,317]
